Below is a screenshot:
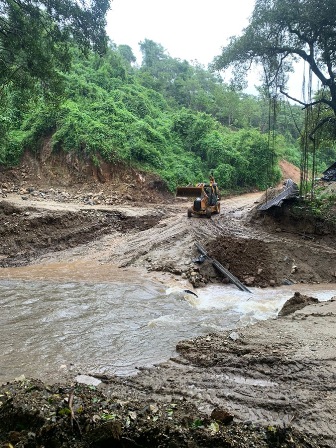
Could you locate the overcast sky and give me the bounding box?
[106,0,310,98]
[106,0,255,66]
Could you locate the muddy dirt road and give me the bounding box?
[0,187,336,447]
[1,188,335,287]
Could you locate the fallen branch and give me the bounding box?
[69,389,82,438]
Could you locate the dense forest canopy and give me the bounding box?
[0,0,110,92]
[1,1,335,192]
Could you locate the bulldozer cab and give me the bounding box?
[203,184,219,206]
[176,178,221,218]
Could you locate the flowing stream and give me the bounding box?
[0,268,334,384]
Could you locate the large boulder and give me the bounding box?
[278,291,319,317]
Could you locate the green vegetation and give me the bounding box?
[290,186,336,233]
[0,0,109,92]
[213,0,336,184]
[0,41,295,191]
[214,0,336,120]
[309,188,336,225]
[1,1,336,192]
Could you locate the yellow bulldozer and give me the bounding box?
[176,177,221,218]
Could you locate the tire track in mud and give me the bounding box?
[109,301,336,447]
[108,214,194,267]
[106,210,243,273]
[104,193,263,269]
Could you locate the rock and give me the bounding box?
[229,331,240,341]
[278,292,319,317]
[269,279,276,286]
[190,276,200,288]
[291,264,298,273]
[8,431,21,443]
[14,374,26,382]
[75,374,102,386]
[149,403,158,413]
[244,276,255,286]
[210,407,234,424]
[282,279,294,285]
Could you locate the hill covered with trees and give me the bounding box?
[1,0,335,193]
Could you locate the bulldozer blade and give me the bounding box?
[176,186,203,198]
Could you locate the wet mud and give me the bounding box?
[0,158,336,446]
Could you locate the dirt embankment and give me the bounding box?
[0,199,164,267]
[1,155,336,447]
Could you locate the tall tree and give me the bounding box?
[213,0,336,134]
[118,44,137,65]
[139,39,167,69]
[0,0,110,93]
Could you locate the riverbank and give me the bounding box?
[0,296,335,447]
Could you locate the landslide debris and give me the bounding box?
[206,236,275,288]
[0,150,173,206]
[0,378,319,448]
[204,228,336,287]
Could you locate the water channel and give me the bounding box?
[0,265,334,384]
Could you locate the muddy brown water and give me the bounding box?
[0,262,334,385]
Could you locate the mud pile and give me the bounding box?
[0,150,173,205]
[205,236,277,287]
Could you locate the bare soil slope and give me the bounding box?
[279,159,301,184]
